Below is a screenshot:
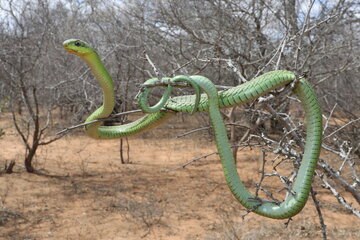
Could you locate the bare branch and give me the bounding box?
[319,173,360,219]
[323,117,360,140]
[310,188,327,240]
[56,109,147,135]
[294,0,315,72]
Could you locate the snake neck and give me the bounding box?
[83,52,115,119]
[82,52,115,138]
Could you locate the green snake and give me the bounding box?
[63,39,322,219]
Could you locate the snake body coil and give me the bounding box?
[63,39,322,219]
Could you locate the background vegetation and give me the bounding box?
[0,0,359,239]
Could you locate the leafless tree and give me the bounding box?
[0,0,92,171]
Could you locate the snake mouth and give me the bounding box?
[64,47,90,57]
[64,48,79,55]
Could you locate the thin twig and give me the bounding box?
[266,105,304,149]
[323,117,360,140]
[56,109,163,135]
[319,173,360,218]
[255,151,267,197]
[288,14,338,43]
[323,103,337,134]
[164,151,219,172]
[310,187,327,240]
[318,159,360,204]
[255,33,288,77]
[294,0,315,71]
[337,142,352,174]
[141,77,232,90]
[141,80,189,89]
[144,52,163,79]
[176,123,249,139]
[225,59,247,83]
[275,34,288,70]
[176,126,211,138]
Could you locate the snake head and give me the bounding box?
[63,39,93,57]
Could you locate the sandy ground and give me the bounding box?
[0,112,359,240]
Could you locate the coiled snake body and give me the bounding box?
[63,39,322,219]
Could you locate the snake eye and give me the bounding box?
[74,41,81,47]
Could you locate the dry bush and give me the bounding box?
[107,195,165,237]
